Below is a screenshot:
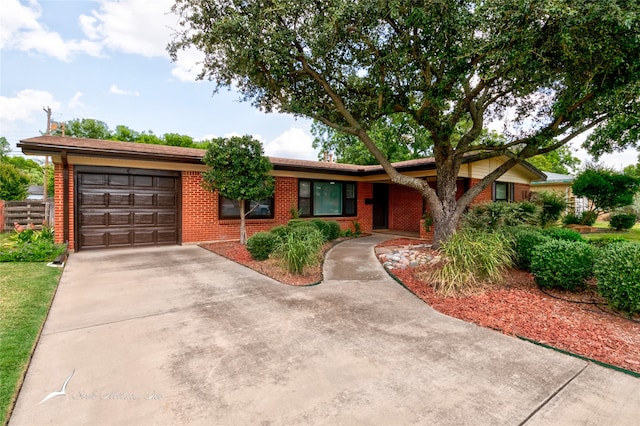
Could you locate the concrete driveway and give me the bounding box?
[9,235,640,425]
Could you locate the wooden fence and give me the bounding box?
[0,200,54,232]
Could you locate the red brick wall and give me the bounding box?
[180,174,374,243]
[53,163,75,249]
[469,178,493,206]
[388,185,423,232]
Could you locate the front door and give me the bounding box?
[372,183,388,229]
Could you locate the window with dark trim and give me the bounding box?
[298,180,357,217]
[219,195,274,219]
[493,182,514,202]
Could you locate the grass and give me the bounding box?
[0,263,62,426]
[585,222,640,243]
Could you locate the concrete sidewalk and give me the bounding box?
[9,235,640,425]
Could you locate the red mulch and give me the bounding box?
[201,239,640,374]
[201,242,323,285]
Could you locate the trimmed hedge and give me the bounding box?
[594,243,640,315]
[246,231,278,260]
[609,213,637,231]
[541,227,584,242]
[506,227,551,272]
[530,240,595,291]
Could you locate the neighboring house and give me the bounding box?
[27,185,44,200]
[18,136,544,251]
[530,172,588,215]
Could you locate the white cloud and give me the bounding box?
[0,89,60,123]
[170,47,205,82]
[264,128,319,160]
[1,0,102,61]
[109,85,140,96]
[81,0,177,58]
[68,92,85,110]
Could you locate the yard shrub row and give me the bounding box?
[502,224,640,315]
[594,243,640,316]
[245,219,343,273]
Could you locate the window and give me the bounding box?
[298,180,357,217]
[219,195,274,219]
[493,182,514,202]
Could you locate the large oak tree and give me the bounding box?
[169,0,640,245]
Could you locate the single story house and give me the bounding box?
[18,136,545,251]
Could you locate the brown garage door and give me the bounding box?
[76,167,180,250]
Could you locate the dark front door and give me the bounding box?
[75,167,180,250]
[372,183,388,229]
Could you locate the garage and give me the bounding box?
[75,166,180,250]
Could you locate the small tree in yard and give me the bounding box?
[572,166,640,214]
[201,135,274,244]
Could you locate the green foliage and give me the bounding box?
[427,229,514,296]
[527,146,581,174]
[2,156,44,186]
[588,235,629,248]
[534,191,567,227]
[464,201,539,230]
[505,227,551,272]
[1,227,63,262]
[562,213,580,225]
[580,211,598,226]
[530,240,595,291]
[310,219,331,241]
[594,243,640,315]
[351,220,362,237]
[246,232,278,260]
[572,166,640,213]
[169,0,640,245]
[541,227,585,242]
[273,227,325,274]
[311,113,433,164]
[609,213,637,231]
[202,135,274,244]
[325,221,342,241]
[269,225,291,240]
[289,205,300,219]
[0,136,10,158]
[0,162,29,200]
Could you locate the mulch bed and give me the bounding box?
[201,238,640,374]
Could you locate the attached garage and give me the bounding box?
[75,166,180,250]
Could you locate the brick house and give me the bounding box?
[18,136,544,251]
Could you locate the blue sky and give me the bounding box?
[1,0,638,170]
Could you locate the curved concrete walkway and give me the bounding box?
[9,235,640,425]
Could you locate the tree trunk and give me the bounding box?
[239,199,247,245]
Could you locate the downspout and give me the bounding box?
[61,151,70,246]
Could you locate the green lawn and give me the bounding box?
[584,222,640,243]
[0,263,62,426]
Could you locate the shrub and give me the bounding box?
[535,191,567,227]
[269,225,290,240]
[580,211,598,226]
[325,220,342,240]
[464,202,539,230]
[609,213,637,231]
[541,227,584,242]
[311,219,331,241]
[351,220,362,237]
[562,213,581,225]
[426,229,514,296]
[588,236,629,248]
[595,243,640,315]
[246,231,278,260]
[273,227,325,274]
[506,226,551,271]
[0,239,66,262]
[530,240,595,291]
